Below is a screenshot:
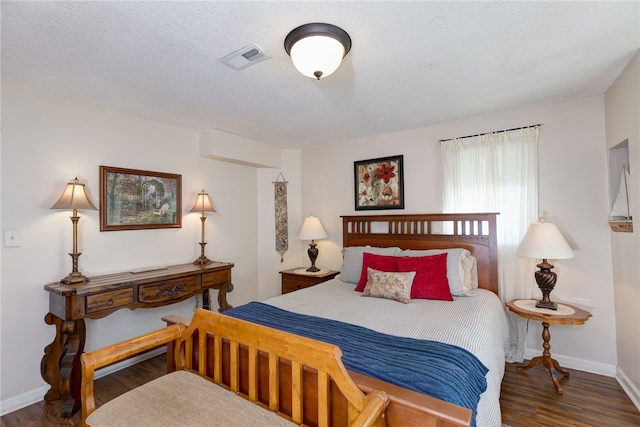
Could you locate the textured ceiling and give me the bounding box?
[2,1,638,149]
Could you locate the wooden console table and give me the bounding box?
[41,262,234,419]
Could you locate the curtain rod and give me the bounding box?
[438,123,543,143]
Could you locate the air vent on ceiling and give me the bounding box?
[220,44,272,70]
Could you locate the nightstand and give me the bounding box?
[280,268,339,294]
[505,299,592,394]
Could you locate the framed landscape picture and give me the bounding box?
[99,166,182,231]
[354,155,404,210]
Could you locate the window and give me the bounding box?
[440,126,540,362]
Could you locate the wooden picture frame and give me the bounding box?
[100,166,182,231]
[354,155,404,210]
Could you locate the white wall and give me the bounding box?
[257,149,305,301]
[0,81,261,412]
[299,96,618,376]
[605,51,640,408]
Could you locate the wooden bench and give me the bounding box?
[80,309,389,427]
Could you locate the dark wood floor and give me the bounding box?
[500,361,640,427]
[2,355,639,426]
[0,355,167,427]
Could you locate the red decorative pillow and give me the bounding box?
[354,253,399,292]
[396,254,453,300]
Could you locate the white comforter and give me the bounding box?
[264,277,509,427]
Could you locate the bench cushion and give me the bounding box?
[86,370,297,427]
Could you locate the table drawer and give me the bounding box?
[280,270,339,294]
[203,270,231,288]
[86,288,134,314]
[139,276,199,303]
[282,277,318,294]
[282,283,305,293]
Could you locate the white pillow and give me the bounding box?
[340,246,401,284]
[398,248,476,296]
[462,254,478,291]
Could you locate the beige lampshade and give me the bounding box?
[516,221,574,260]
[51,178,98,211]
[190,190,216,213]
[299,215,328,240]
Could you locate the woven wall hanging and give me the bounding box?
[273,174,289,262]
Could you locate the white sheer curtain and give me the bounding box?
[441,127,539,362]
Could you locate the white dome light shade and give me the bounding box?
[284,23,351,80]
[290,36,345,79]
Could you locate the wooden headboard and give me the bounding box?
[342,213,499,295]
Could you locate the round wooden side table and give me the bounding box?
[505,299,592,394]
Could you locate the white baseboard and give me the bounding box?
[0,385,50,417]
[0,348,165,416]
[616,367,640,412]
[523,348,617,377]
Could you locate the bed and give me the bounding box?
[169,213,509,427]
[232,213,508,427]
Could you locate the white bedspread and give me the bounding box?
[264,277,509,427]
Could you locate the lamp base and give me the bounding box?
[194,241,212,265]
[535,299,558,310]
[60,272,90,285]
[61,251,89,284]
[306,240,320,272]
[535,260,558,310]
[193,256,213,265]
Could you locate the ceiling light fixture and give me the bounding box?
[284,23,351,80]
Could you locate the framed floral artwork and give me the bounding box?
[354,155,404,210]
[99,166,182,231]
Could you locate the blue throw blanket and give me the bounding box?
[225,302,487,426]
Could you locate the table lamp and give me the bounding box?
[298,214,328,272]
[516,219,574,310]
[51,177,98,284]
[191,189,216,265]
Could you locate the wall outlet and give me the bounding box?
[4,229,21,247]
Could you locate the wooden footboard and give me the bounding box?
[351,372,471,427]
[163,314,471,427]
[81,309,388,427]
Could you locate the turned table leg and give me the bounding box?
[202,289,211,311]
[41,313,86,418]
[202,283,234,313]
[517,321,569,394]
[217,282,234,312]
